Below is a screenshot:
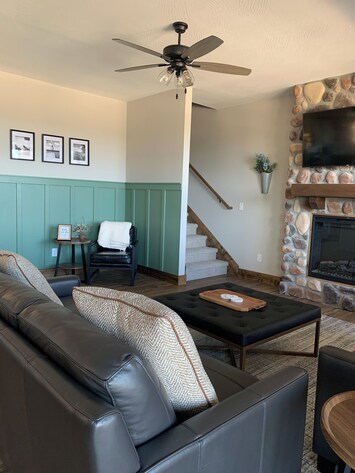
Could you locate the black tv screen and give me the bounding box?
[302,106,355,167]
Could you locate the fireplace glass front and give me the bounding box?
[308,215,355,285]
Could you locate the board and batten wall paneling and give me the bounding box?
[125,183,182,275]
[0,175,125,269]
[21,183,45,268]
[47,184,71,268]
[0,182,17,251]
[163,189,181,275]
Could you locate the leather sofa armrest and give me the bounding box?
[137,366,308,473]
[47,275,81,298]
[313,346,355,466]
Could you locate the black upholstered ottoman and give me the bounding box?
[155,282,321,370]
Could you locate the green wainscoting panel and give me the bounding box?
[148,190,163,270]
[125,183,182,275]
[0,175,125,269]
[0,182,17,252]
[125,188,135,223]
[72,185,94,234]
[163,189,182,274]
[21,184,45,268]
[133,189,148,266]
[0,176,181,275]
[94,187,116,223]
[47,185,71,268]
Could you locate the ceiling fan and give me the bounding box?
[113,21,251,91]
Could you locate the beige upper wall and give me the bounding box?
[0,71,127,181]
[126,89,191,183]
[189,92,293,277]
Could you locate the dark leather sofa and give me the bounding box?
[0,271,309,473]
[313,346,355,473]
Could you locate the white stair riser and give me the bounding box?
[186,247,217,263]
[186,235,207,249]
[187,223,198,236]
[186,260,228,281]
[186,265,228,281]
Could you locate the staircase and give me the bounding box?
[186,222,229,281]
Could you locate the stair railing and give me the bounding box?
[189,163,233,210]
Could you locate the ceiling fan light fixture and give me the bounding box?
[181,67,194,87]
[158,67,174,85]
[173,67,194,89]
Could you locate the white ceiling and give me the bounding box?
[1,0,355,109]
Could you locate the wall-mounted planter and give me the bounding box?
[261,172,272,194]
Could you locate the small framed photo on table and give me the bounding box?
[57,224,72,241]
[42,134,64,164]
[69,138,89,166]
[10,129,35,161]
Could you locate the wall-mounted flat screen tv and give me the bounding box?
[302,106,355,167]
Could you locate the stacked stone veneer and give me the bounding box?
[280,72,355,312]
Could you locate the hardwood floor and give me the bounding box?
[64,268,355,324]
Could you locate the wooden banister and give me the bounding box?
[189,164,233,210]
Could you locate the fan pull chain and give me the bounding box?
[175,88,187,100]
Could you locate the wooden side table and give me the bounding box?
[54,238,91,283]
[321,391,355,473]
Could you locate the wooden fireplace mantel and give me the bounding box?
[286,184,355,198]
[285,184,355,209]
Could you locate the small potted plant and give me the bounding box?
[254,153,277,194]
[73,222,89,241]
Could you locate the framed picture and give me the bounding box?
[42,134,64,164]
[10,129,35,161]
[57,224,72,241]
[69,138,89,166]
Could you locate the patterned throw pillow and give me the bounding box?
[0,251,62,305]
[73,286,218,418]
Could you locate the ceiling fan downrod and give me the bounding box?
[173,21,188,46]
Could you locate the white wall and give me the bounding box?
[189,92,293,277]
[126,89,191,183]
[0,71,127,181]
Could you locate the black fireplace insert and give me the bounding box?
[308,215,355,285]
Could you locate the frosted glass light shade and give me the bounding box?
[158,67,174,85]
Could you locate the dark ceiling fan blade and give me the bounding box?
[115,64,167,72]
[191,62,252,76]
[181,35,223,60]
[113,38,169,61]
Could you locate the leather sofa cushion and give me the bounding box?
[0,251,63,305]
[18,301,176,446]
[73,286,219,419]
[0,273,52,328]
[90,250,132,265]
[200,353,258,400]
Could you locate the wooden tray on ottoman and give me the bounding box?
[199,288,267,312]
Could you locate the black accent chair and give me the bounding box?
[313,346,355,473]
[87,224,138,286]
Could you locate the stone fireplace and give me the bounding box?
[280,72,355,312]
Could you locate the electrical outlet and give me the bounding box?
[257,253,262,263]
[51,248,58,257]
[239,202,244,211]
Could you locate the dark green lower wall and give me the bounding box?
[0,175,181,275]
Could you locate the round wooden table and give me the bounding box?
[54,238,91,283]
[321,391,355,472]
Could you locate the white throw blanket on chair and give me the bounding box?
[98,221,132,250]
